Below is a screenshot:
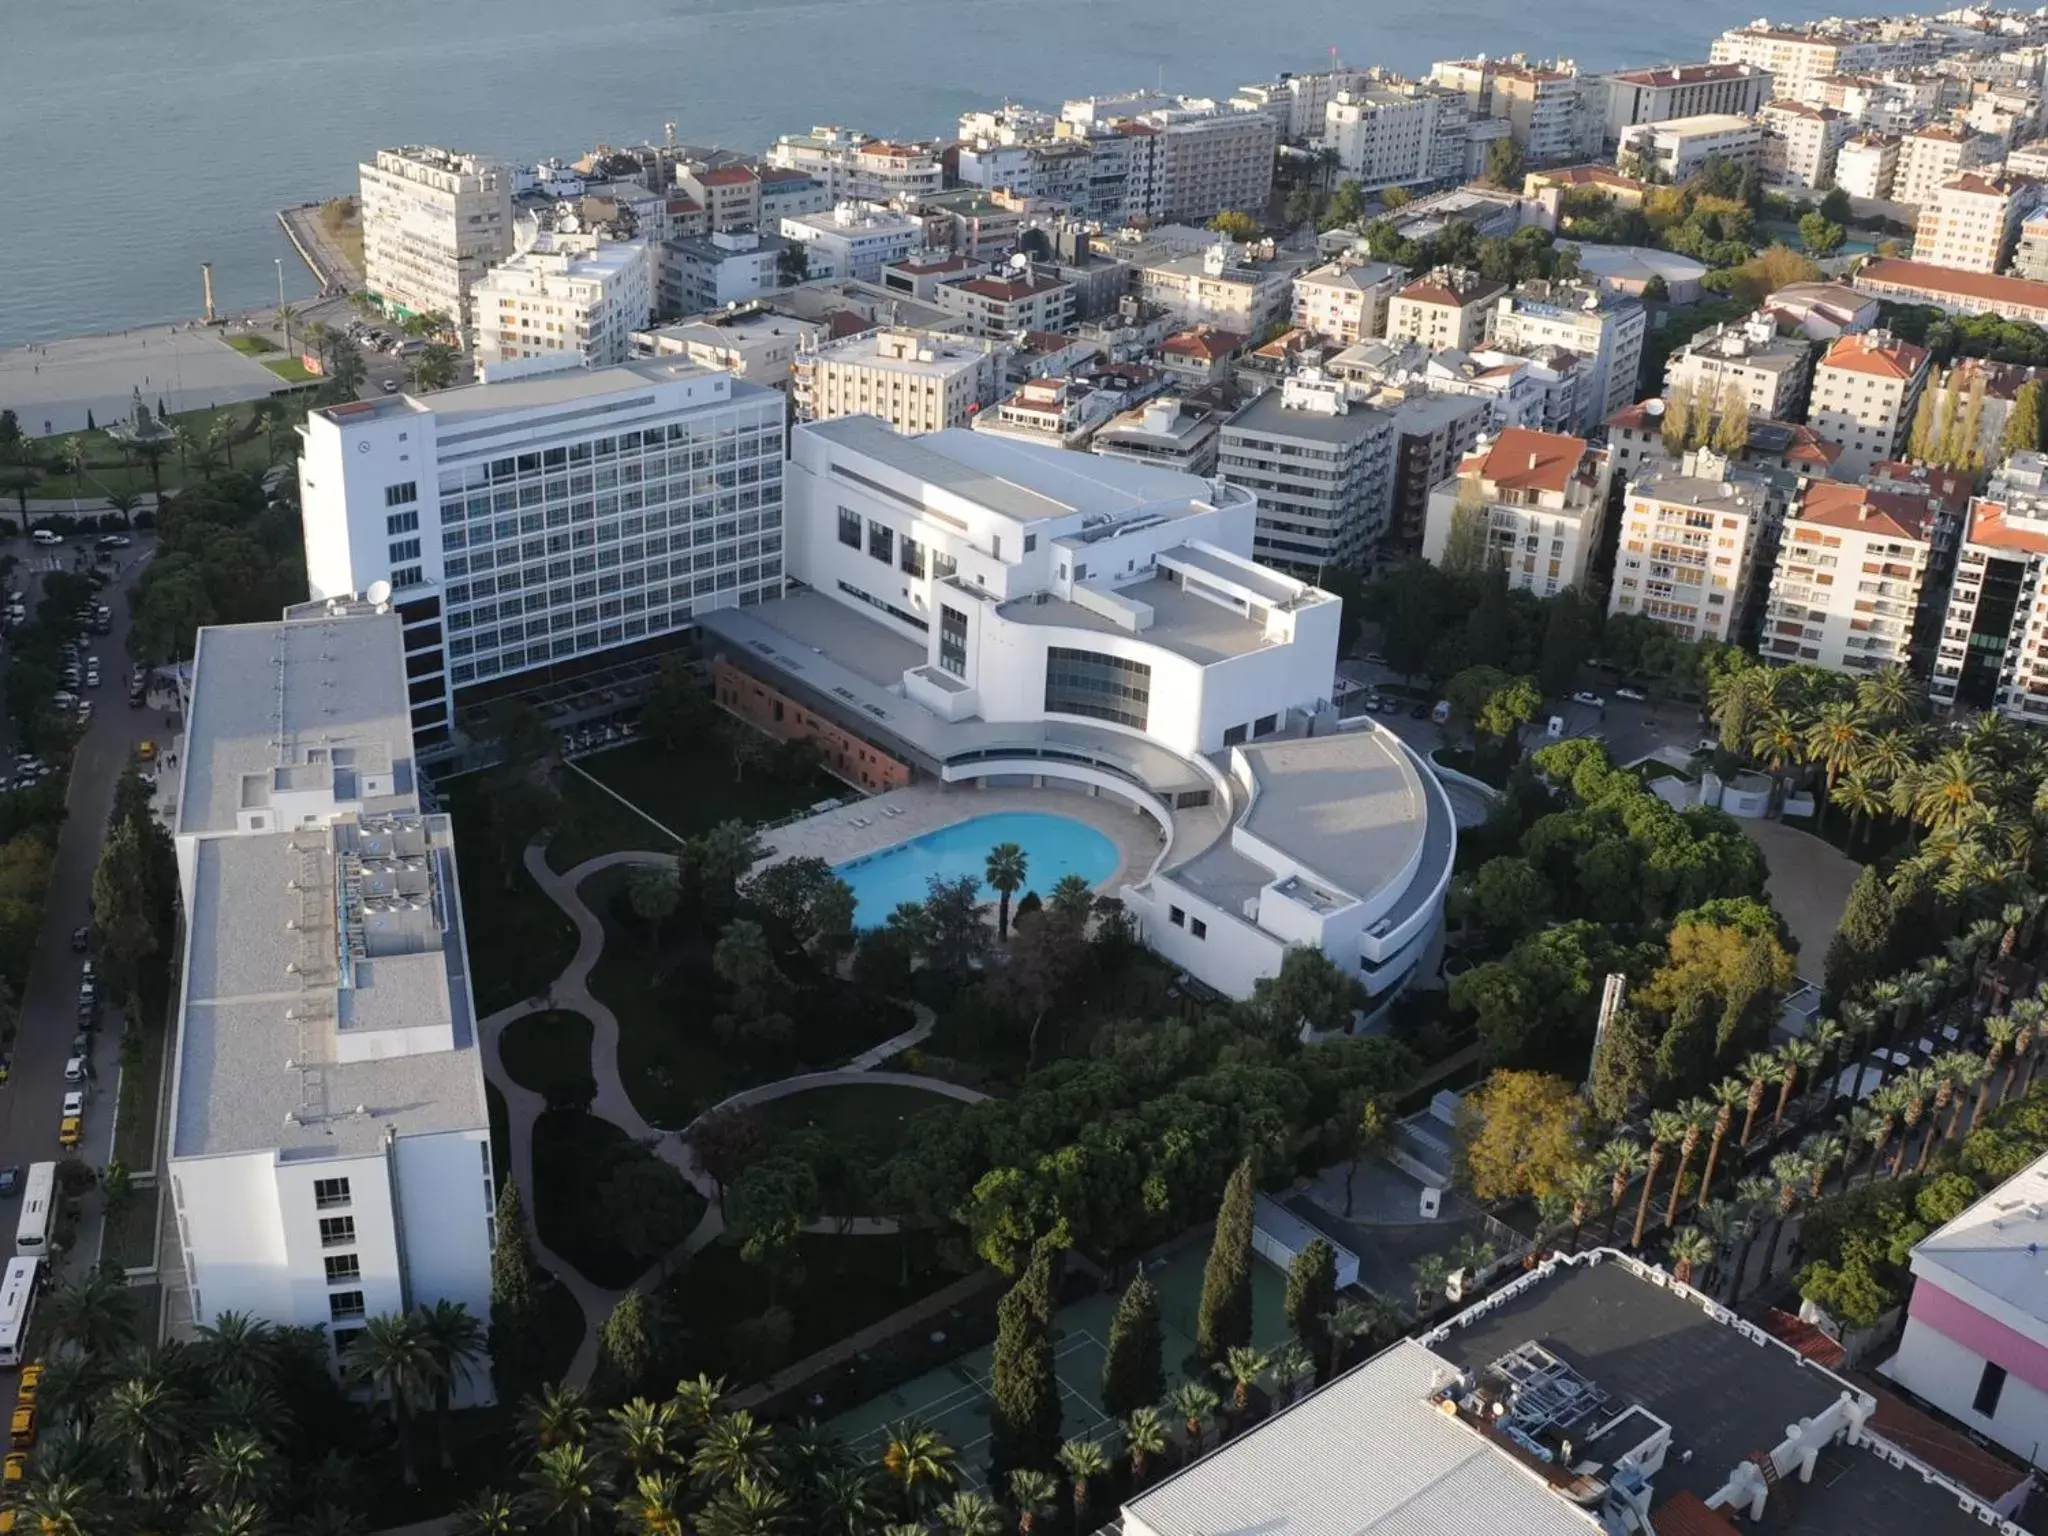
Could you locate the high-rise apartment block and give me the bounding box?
[1423,426,1614,596]
[359,146,514,332]
[1663,311,1814,422]
[469,235,655,374]
[1486,281,1647,432]
[296,362,787,750]
[1218,373,1395,571]
[1931,451,2048,721]
[765,128,943,203]
[1600,61,1773,145]
[1834,133,1901,200]
[1913,174,2045,275]
[166,606,493,1376]
[1430,56,1600,165]
[1610,448,1774,644]
[1809,329,1931,477]
[1708,25,1888,91]
[1894,124,1994,208]
[1323,81,1471,192]
[1759,101,1853,189]
[1764,481,1936,673]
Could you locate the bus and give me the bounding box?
[13,1164,54,1255]
[0,1258,41,1368]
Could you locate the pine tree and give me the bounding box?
[989,1250,1061,1478]
[1099,1272,1165,1420]
[2003,378,2045,457]
[1824,865,1896,1002]
[1284,1238,1338,1370]
[594,1291,658,1403]
[1590,1004,1654,1125]
[1196,1160,1256,1365]
[489,1182,546,1396]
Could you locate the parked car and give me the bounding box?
[56,1119,78,1150]
[1615,686,1647,702]
[69,926,88,952]
[63,1058,84,1084]
[0,1169,20,1201]
[1571,690,1606,708]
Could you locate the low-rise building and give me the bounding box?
[676,164,762,231]
[1291,257,1407,344]
[1090,396,1220,476]
[1764,279,1882,340]
[791,327,1007,434]
[1764,480,1936,673]
[1423,425,1614,595]
[1834,131,1902,200]
[631,306,827,390]
[1139,241,1301,335]
[1664,310,1815,421]
[1619,112,1764,179]
[1601,61,1773,145]
[758,167,830,223]
[918,187,1028,259]
[1487,280,1648,432]
[1610,447,1775,643]
[1569,245,1710,305]
[1930,451,2048,719]
[1608,399,1845,483]
[969,376,1114,451]
[1913,172,2044,273]
[930,269,1075,340]
[659,228,789,317]
[1386,267,1507,351]
[1521,163,1652,207]
[765,126,943,203]
[1158,327,1245,390]
[1808,327,1932,477]
[1218,372,1396,570]
[1759,100,1853,189]
[470,233,655,372]
[1854,257,2048,323]
[778,203,925,283]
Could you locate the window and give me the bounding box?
[838,507,862,549]
[1254,713,1278,736]
[1169,906,1186,927]
[331,1326,363,1359]
[900,535,925,577]
[318,1216,355,1247]
[384,482,418,508]
[324,1254,361,1284]
[314,1178,351,1209]
[386,510,419,536]
[1190,917,1207,940]
[1023,533,1037,553]
[1043,646,1150,730]
[328,1291,366,1323]
[392,565,424,589]
[388,538,421,563]
[867,520,894,565]
[1973,1361,2007,1417]
[939,604,969,677]
[1223,723,1248,746]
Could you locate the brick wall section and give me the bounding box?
[713,658,914,793]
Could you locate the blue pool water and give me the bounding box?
[835,811,1120,926]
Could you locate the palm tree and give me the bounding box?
[194,1308,280,1386]
[187,1428,274,1507]
[1857,663,1920,726]
[1667,1227,1715,1287]
[100,1372,189,1495]
[1756,1152,1813,1283]
[1168,1381,1219,1454]
[344,1312,435,1486]
[1413,1252,1452,1311]
[1910,748,1992,832]
[12,1477,102,1536]
[1562,1161,1606,1252]
[1662,1098,1714,1229]
[671,1373,728,1439]
[1007,1469,1056,1534]
[879,1419,956,1513]
[452,1490,528,1536]
[616,1471,688,1536]
[416,1299,487,1471]
[44,1271,140,1357]
[1057,1438,1111,1529]
[59,436,89,498]
[1634,1111,1686,1249]
[1893,1067,1936,1178]
[1833,769,1885,853]
[1863,1084,1904,1180]
[985,843,1028,938]
[1926,1051,1986,1163]
[2010,997,2045,1104]
[1738,1051,1778,1149]
[1803,1133,1845,1198]
[1841,1001,1882,1102]
[522,1442,605,1536]
[1723,1175,1778,1303]
[206,416,239,473]
[934,1492,1003,1536]
[1808,1017,1848,1113]
[1837,1106,1880,1186]
[1773,1039,1820,1131]
[1269,1341,1314,1406]
[1749,709,1804,776]
[1123,1406,1170,1487]
[411,343,460,392]
[135,438,170,502]
[1216,1346,1270,1413]
[814,1467,881,1536]
[700,1475,794,1536]
[524,1381,593,1450]
[1805,699,1871,816]
[691,1410,776,1490]
[1698,1079,1748,1206]
[1599,1141,1648,1247]
[604,1396,682,1477]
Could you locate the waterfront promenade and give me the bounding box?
[0,323,287,437]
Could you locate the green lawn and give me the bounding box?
[440,779,579,1016]
[227,334,280,356]
[544,769,680,871]
[262,356,317,383]
[499,1010,595,1099]
[113,1022,167,1173]
[21,402,284,501]
[530,1109,706,1288]
[575,737,837,850]
[582,866,722,1128]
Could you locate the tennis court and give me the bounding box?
[827,1245,1290,1486]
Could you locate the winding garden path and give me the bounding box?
[477,841,983,1386]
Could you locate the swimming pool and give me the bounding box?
[835,810,1120,926]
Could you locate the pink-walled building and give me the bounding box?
[1890,1150,2048,1464]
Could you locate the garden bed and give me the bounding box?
[529,1109,705,1288]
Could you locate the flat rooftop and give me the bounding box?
[1912,1148,2048,1322]
[318,358,755,429]
[177,615,417,838]
[1223,386,1390,445]
[998,574,1280,665]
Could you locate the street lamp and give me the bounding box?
[275,257,285,311]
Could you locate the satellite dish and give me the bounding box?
[366,579,393,606]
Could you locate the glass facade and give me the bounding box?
[436,405,784,689]
[1044,646,1151,729]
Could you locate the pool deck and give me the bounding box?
[760,782,1166,894]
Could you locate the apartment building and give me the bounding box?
[1139,242,1300,335]
[1380,390,1493,548]
[1608,399,1844,484]
[1291,257,1407,344]
[1610,448,1774,644]
[470,235,655,373]
[1834,132,1901,200]
[632,307,827,391]
[1431,56,1599,165]
[296,362,786,746]
[1809,329,1932,477]
[1764,481,1935,672]
[930,270,1075,340]
[1148,108,1282,223]
[659,229,789,317]
[1217,372,1396,570]
[359,146,514,332]
[2015,212,2048,281]
[1387,268,1507,350]
[1601,61,1773,144]
[1854,258,2048,323]
[765,127,942,202]
[1894,123,1995,207]
[1157,327,1245,389]
[676,164,762,231]
[1619,114,1764,179]
[1232,66,1377,140]
[1486,280,1647,432]
[1930,450,2048,719]
[791,327,1006,434]
[1091,396,1221,475]
[970,377,1113,451]
[1709,26,1888,91]
[167,607,493,1380]
[759,169,830,223]
[1323,82,1470,192]
[1664,311,1815,422]
[1422,426,1614,595]
[1759,101,1853,189]
[1913,173,2044,274]
[778,204,924,284]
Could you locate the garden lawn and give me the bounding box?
[544,768,679,871]
[753,1082,966,1162]
[113,1022,167,1173]
[439,778,578,1016]
[498,1010,596,1099]
[576,736,837,846]
[530,1109,705,1288]
[23,402,280,501]
[227,335,280,356]
[263,357,318,383]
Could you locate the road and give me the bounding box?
[0,532,165,1288]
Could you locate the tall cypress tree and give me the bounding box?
[1196,1159,1256,1365]
[1285,1238,1338,1372]
[990,1247,1060,1478]
[1825,865,1896,1002]
[489,1181,545,1396]
[1100,1272,1164,1419]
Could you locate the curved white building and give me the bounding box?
[704,418,1455,1016]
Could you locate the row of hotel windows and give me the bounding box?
[448,551,779,629]
[449,536,780,607]
[446,516,779,584]
[433,426,783,497]
[446,584,774,685]
[440,459,779,518]
[444,490,780,550]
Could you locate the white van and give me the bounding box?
[30,529,61,547]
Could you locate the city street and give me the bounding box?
[0,532,165,1289]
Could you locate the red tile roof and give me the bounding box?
[1857,258,2048,316]
[1466,426,1591,495]
[1161,327,1245,360]
[1607,399,1663,430]
[1649,1492,1745,1536]
[1398,271,1505,308]
[695,165,759,187]
[959,274,1064,300]
[1821,328,1929,380]
[1760,1309,1847,1368]
[1967,497,2048,555]
[1942,172,2019,198]
[1796,481,1937,542]
[1858,1374,2030,1505]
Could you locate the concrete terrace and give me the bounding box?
[0,323,288,436]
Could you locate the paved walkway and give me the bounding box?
[476,841,981,1385]
[1739,815,1860,971]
